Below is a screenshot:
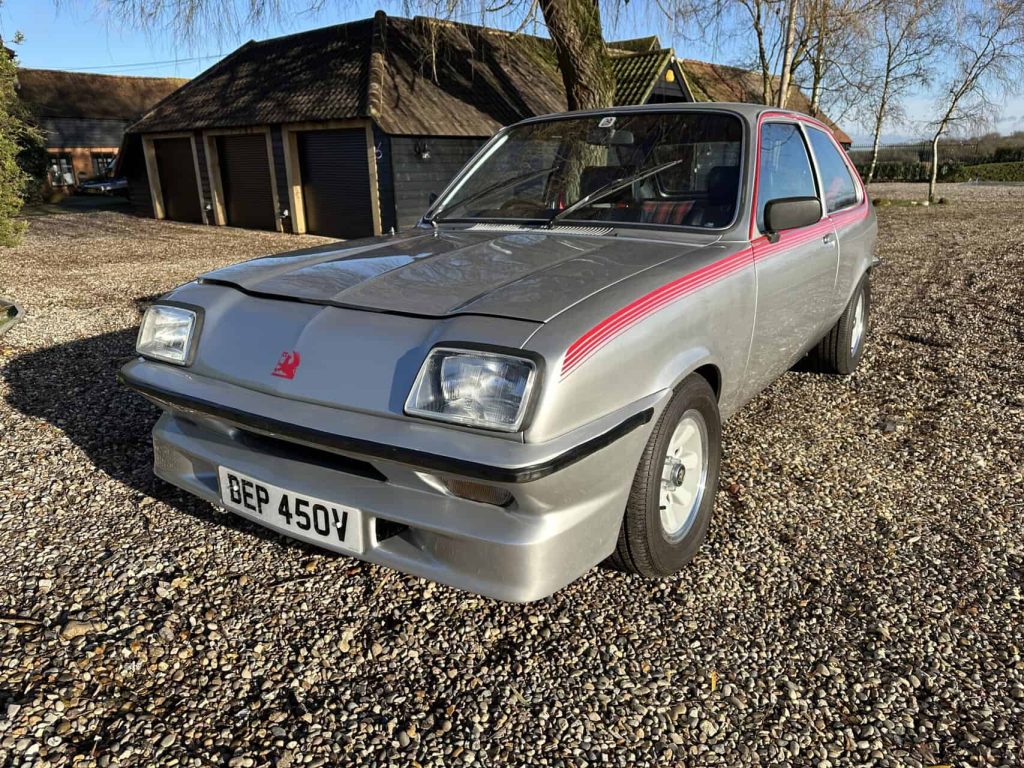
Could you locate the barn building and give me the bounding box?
[14,69,186,191]
[121,11,850,240]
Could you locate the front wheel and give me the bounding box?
[608,374,722,577]
[811,273,871,375]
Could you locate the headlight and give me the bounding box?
[405,347,538,432]
[136,304,199,365]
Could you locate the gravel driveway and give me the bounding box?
[1,188,1022,768]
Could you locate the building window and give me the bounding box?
[92,153,117,177]
[48,155,75,187]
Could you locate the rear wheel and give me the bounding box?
[811,274,870,374]
[609,374,721,577]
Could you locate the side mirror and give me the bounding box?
[428,192,439,205]
[0,296,23,337]
[763,196,821,241]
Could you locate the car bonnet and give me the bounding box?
[199,228,715,323]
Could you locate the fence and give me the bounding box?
[848,140,1024,183]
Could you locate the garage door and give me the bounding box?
[153,137,202,223]
[216,134,276,231]
[298,129,375,239]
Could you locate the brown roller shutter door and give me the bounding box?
[298,129,375,239]
[153,137,202,223]
[216,134,277,231]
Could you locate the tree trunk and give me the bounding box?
[752,3,773,104]
[539,0,614,111]
[777,0,798,108]
[866,108,885,184]
[929,132,940,203]
[866,79,890,184]
[809,57,823,115]
[757,30,772,103]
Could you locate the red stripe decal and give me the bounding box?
[560,113,872,379]
[561,248,752,376]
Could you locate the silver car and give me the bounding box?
[121,103,877,602]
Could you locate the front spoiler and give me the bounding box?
[120,359,669,601]
[118,359,657,483]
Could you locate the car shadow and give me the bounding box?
[1,326,332,558]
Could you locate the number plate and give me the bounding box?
[217,467,364,554]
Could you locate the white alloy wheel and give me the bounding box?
[850,290,866,355]
[659,409,709,541]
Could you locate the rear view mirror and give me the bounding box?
[586,128,635,146]
[763,196,821,241]
[0,296,23,337]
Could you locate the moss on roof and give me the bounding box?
[16,69,187,120]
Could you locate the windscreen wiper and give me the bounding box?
[427,165,557,223]
[547,159,684,226]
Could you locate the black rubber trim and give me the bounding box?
[198,277,541,325]
[119,371,653,483]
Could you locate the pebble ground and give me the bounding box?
[1,185,1022,767]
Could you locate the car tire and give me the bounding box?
[608,374,722,578]
[812,273,870,375]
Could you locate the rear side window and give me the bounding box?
[807,128,858,212]
[756,123,817,231]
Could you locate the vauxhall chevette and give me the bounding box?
[121,103,877,602]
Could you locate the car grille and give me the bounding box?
[235,428,387,482]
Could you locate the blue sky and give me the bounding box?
[3,0,1022,144]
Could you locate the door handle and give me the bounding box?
[822,232,836,245]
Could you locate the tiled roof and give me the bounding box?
[608,36,662,53]
[677,59,852,144]
[129,13,674,136]
[130,20,373,133]
[609,49,672,106]
[126,14,849,144]
[15,69,187,121]
[372,16,567,135]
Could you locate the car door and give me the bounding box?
[743,120,839,396]
[804,125,867,318]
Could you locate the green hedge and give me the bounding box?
[855,161,965,183]
[855,161,931,182]
[992,147,1024,163]
[948,161,1024,182]
[856,159,1024,183]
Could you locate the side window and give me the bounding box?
[807,128,858,212]
[757,122,817,232]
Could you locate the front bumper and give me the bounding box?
[122,359,667,602]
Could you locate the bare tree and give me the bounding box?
[860,0,943,183]
[679,0,867,110]
[777,0,799,105]
[927,0,1024,201]
[727,0,801,104]
[798,0,876,117]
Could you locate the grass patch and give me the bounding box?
[871,197,947,207]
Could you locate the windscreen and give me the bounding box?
[432,111,744,229]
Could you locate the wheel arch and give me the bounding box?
[692,363,722,401]
[659,346,725,402]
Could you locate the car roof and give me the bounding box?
[513,101,815,127]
